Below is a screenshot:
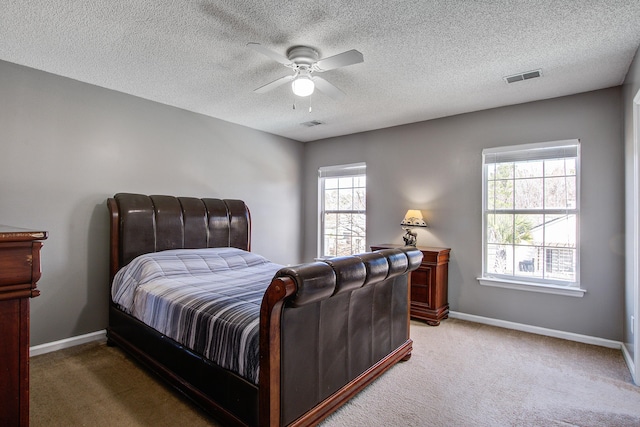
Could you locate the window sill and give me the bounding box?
[477,277,586,297]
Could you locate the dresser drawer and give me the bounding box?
[0,243,34,286]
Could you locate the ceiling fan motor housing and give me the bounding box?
[287,46,318,67]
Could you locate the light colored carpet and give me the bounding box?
[324,319,640,427]
[30,319,640,426]
[30,340,212,426]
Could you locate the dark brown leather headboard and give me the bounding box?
[108,193,250,279]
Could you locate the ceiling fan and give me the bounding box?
[247,42,364,100]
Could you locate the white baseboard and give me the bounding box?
[30,330,107,357]
[449,311,623,350]
[620,342,636,383]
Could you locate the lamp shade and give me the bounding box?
[401,209,427,227]
[291,76,315,97]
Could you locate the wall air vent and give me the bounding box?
[504,69,542,84]
[301,120,324,127]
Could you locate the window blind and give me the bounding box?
[319,162,366,178]
[483,139,579,164]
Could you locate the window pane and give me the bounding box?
[486,243,513,275]
[515,161,543,178]
[338,177,353,188]
[487,181,495,210]
[325,178,339,189]
[544,176,569,209]
[487,214,513,244]
[545,248,576,281]
[544,214,576,248]
[336,213,352,235]
[567,176,577,208]
[544,159,566,177]
[354,176,366,187]
[493,180,513,209]
[336,237,352,256]
[495,163,514,179]
[515,178,543,209]
[514,214,542,246]
[324,236,337,257]
[336,214,351,256]
[514,245,542,279]
[324,189,338,210]
[324,213,337,235]
[487,163,495,180]
[352,236,366,254]
[339,188,354,210]
[352,213,366,237]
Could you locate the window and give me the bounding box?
[319,163,366,258]
[480,140,583,296]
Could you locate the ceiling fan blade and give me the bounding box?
[247,42,291,65]
[254,74,295,93]
[315,49,364,71]
[312,76,346,101]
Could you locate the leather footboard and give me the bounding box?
[280,274,409,425]
[270,247,423,426]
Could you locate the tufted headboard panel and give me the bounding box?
[108,193,250,279]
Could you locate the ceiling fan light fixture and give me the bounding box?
[248,43,363,101]
[292,76,314,97]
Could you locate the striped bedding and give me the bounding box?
[111,247,283,384]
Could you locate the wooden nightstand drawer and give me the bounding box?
[0,243,35,286]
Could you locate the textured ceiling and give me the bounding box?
[2,1,640,142]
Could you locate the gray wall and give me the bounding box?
[1,55,628,346]
[0,60,304,346]
[303,88,625,341]
[623,46,640,357]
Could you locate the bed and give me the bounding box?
[107,193,422,426]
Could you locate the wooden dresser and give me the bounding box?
[0,226,47,426]
[372,244,450,326]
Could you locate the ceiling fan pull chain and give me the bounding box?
[309,95,312,113]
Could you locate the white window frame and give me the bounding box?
[318,162,366,259]
[478,139,586,297]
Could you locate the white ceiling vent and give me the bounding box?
[301,120,324,127]
[504,69,542,84]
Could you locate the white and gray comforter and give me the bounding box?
[111,247,283,384]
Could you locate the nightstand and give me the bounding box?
[0,225,47,426]
[371,244,450,326]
